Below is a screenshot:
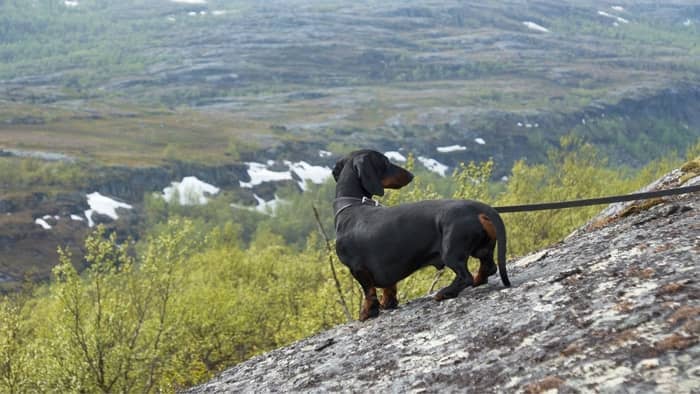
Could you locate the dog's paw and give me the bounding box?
[472,273,489,286]
[379,296,399,310]
[359,306,380,321]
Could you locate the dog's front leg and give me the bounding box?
[380,284,399,310]
[359,287,379,321]
[352,269,380,321]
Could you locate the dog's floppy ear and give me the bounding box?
[332,158,347,182]
[353,155,384,196]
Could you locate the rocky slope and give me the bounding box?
[187,166,700,393]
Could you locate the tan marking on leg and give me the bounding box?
[478,213,497,241]
[380,284,398,309]
[359,287,378,321]
[473,263,489,286]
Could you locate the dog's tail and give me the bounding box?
[488,209,511,287]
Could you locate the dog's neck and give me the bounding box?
[334,166,371,199]
[333,165,376,225]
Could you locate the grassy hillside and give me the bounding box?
[0,0,698,167]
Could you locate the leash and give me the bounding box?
[493,184,700,213]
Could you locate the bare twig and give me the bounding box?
[427,269,445,295]
[312,204,352,322]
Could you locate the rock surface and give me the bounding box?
[186,170,700,393]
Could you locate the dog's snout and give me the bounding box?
[382,165,414,189]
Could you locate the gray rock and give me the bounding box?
[186,172,700,393]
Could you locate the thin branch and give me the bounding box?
[312,204,352,322]
[427,269,445,295]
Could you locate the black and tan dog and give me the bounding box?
[332,150,510,321]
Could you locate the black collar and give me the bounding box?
[333,196,383,220]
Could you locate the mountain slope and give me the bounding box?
[186,167,700,393]
[1,0,698,168]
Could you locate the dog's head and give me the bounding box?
[332,150,414,196]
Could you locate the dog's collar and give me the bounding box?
[333,196,382,220]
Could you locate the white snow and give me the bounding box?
[163,176,220,205]
[437,145,467,153]
[70,214,85,222]
[517,122,523,127]
[684,19,693,27]
[240,162,293,188]
[231,194,287,216]
[85,192,133,228]
[35,218,52,230]
[598,11,629,24]
[253,194,286,214]
[167,16,176,22]
[240,161,331,191]
[474,138,486,145]
[286,161,333,191]
[418,157,448,177]
[385,151,407,162]
[319,150,333,158]
[522,21,549,33]
[212,10,227,16]
[611,6,624,12]
[64,1,79,7]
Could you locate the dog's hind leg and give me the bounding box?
[434,253,473,301]
[380,284,399,310]
[473,255,498,287]
[352,268,380,321]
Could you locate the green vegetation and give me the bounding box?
[0,139,689,392]
[0,157,90,190]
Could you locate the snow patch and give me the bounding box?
[611,6,625,12]
[240,162,293,188]
[385,151,407,162]
[683,19,693,27]
[163,176,220,205]
[418,157,448,177]
[212,10,227,16]
[253,194,286,214]
[64,0,79,7]
[240,161,331,191]
[598,11,629,24]
[231,195,287,216]
[522,21,549,33]
[35,218,52,230]
[437,145,467,153]
[474,138,486,145]
[286,161,332,191]
[70,214,85,222]
[319,150,333,158]
[85,192,133,228]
